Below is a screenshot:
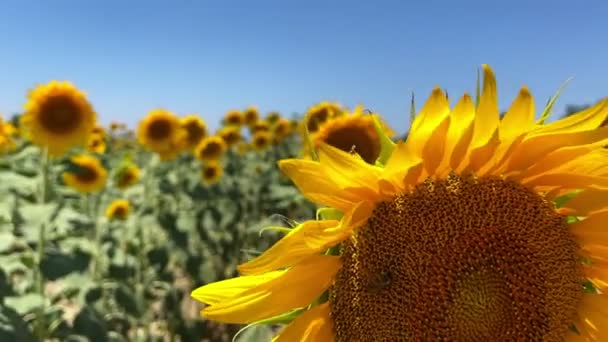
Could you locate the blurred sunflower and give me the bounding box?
[195,136,227,161]
[137,109,181,152]
[20,81,97,156]
[304,101,343,133]
[91,125,106,137]
[114,163,140,189]
[272,118,292,143]
[218,126,242,146]
[105,199,130,221]
[63,155,108,193]
[192,65,608,341]
[251,131,272,151]
[87,134,106,154]
[311,106,395,165]
[179,115,207,151]
[265,111,281,125]
[110,121,122,131]
[250,121,270,134]
[223,110,243,126]
[201,162,223,186]
[243,106,259,126]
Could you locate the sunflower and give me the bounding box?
[137,109,181,152]
[273,118,292,143]
[63,155,108,193]
[91,125,106,137]
[218,126,242,146]
[311,106,395,165]
[265,111,281,125]
[244,107,260,126]
[223,110,243,126]
[20,81,97,156]
[105,199,130,221]
[252,131,272,151]
[201,161,223,186]
[180,115,208,150]
[114,163,140,189]
[195,136,227,161]
[191,65,608,341]
[304,101,343,133]
[250,121,270,134]
[87,134,106,154]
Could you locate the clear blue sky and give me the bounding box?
[1,0,606,134]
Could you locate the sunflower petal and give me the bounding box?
[470,64,499,149]
[407,88,450,159]
[317,142,382,194]
[191,271,285,305]
[511,146,594,181]
[499,86,535,140]
[422,116,450,175]
[274,303,334,342]
[563,189,608,216]
[523,173,608,191]
[577,294,608,339]
[438,94,475,176]
[383,141,422,191]
[534,97,608,134]
[202,255,341,324]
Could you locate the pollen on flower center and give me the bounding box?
[39,95,82,134]
[329,174,583,341]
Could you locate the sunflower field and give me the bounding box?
[1,65,608,342]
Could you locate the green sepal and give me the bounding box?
[316,208,343,221]
[537,77,574,124]
[553,189,582,208]
[371,115,395,166]
[258,226,293,236]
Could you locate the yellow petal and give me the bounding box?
[438,94,475,176]
[406,88,450,159]
[451,122,475,172]
[274,303,334,342]
[470,64,499,148]
[577,294,608,339]
[383,141,421,192]
[422,116,450,176]
[563,189,608,216]
[570,210,608,245]
[523,173,608,191]
[499,86,536,140]
[535,97,608,134]
[511,146,593,181]
[237,220,340,275]
[191,271,285,305]
[202,255,341,324]
[467,131,500,175]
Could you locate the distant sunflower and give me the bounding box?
[180,115,208,150]
[223,110,243,126]
[63,155,108,193]
[105,199,130,221]
[201,162,223,186]
[265,111,281,125]
[91,125,106,137]
[110,122,121,131]
[87,134,106,154]
[137,109,181,152]
[312,106,395,164]
[192,65,608,341]
[243,107,259,126]
[218,126,241,146]
[195,136,227,161]
[252,131,272,151]
[250,121,270,134]
[305,101,343,133]
[273,118,292,142]
[21,81,97,156]
[114,163,140,189]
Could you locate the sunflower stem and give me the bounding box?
[35,148,50,341]
[88,193,103,280]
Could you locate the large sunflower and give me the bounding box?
[311,106,395,165]
[180,115,207,150]
[63,155,108,193]
[192,65,608,341]
[137,109,181,152]
[21,81,97,156]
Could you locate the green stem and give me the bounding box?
[88,194,102,280]
[35,149,50,341]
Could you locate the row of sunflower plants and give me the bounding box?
[0,81,318,341]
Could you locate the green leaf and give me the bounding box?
[0,304,34,342]
[537,77,574,124]
[4,293,45,315]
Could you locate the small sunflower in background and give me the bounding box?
[249,120,270,134]
[251,131,272,151]
[201,161,223,186]
[191,65,608,341]
[91,125,106,137]
[87,134,106,154]
[0,121,14,154]
[20,81,97,156]
[63,155,108,193]
[180,115,207,151]
[304,101,343,133]
[137,109,181,153]
[311,106,395,164]
[243,106,259,126]
[195,136,227,161]
[265,111,282,125]
[217,126,241,146]
[114,162,140,190]
[272,117,292,143]
[223,110,243,126]
[105,199,130,221]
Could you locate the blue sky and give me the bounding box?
[0,0,606,134]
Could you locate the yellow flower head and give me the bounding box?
[87,134,106,154]
[311,106,395,165]
[180,115,208,151]
[114,163,140,190]
[272,118,292,142]
[201,161,223,186]
[243,106,260,126]
[251,131,272,151]
[217,126,242,146]
[21,81,97,156]
[137,109,181,152]
[195,136,227,161]
[249,120,270,134]
[91,125,106,137]
[223,110,243,126]
[191,65,608,341]
[304,101,343,133]
[265,111,281,125]
[105,199,130,221]
[63,154,108,193]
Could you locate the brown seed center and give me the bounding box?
[38,95,83,134]
[147,119,172,140]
